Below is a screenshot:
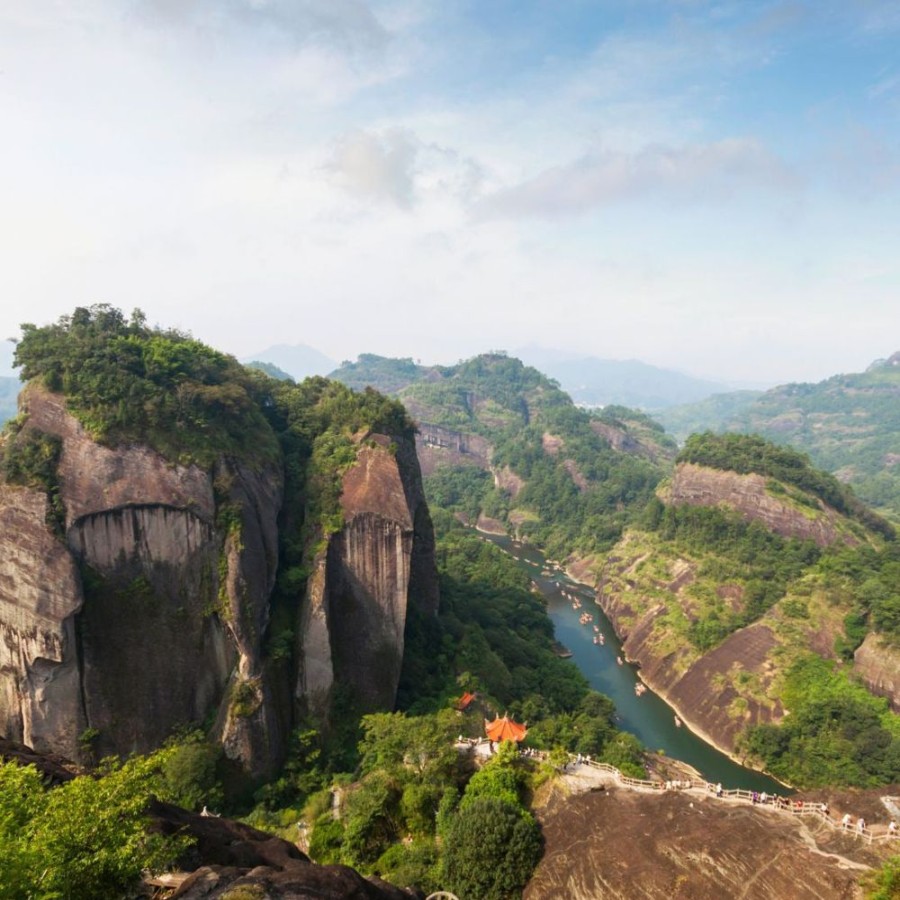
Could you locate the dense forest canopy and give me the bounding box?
[13,305,280,467]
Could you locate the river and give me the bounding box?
[481,531,788,793]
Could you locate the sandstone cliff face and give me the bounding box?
[854,633,900,712]
[669,462,853,548]
[527,785,875,899]
[594,456,864,759]
[600,576,783,753]
[415,423,491,476]
[297,434,438,718]
[0,484,84,760]
[1,386,438,775]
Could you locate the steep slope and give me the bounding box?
[595,435,898,776]
[332,353,675,561]
[655,352,900,521]
[527,784,882,899]
[0,306,438,778]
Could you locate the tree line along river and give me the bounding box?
[480,531,788,794]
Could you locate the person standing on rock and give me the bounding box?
[842,814,852,829]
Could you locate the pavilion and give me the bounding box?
[484,713,528,743]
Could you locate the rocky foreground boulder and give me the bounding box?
[149,801,422,900]
[527,785,884,899]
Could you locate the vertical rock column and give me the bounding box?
[297,434,439,719]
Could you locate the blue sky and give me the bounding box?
[1,1,898,383]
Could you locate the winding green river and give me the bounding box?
[482,532,788,793]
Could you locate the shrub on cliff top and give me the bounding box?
[14,304,279,467]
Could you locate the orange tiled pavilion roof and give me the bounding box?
[484,713,528,743]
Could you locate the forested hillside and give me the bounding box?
[600,433,900,788]
[333,352,676,561]
[655,354,900,521]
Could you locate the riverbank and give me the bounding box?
[476,527,787,793]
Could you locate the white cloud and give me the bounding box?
[325,128,420,207]
[476,138,798,219]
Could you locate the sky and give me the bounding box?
[1,1,898,385]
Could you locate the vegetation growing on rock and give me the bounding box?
[656,356,900,522]
[0,750,191,900]
[14,305,280,468]
[677,432,894,538]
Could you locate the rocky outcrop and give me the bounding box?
[526,785,877,899]
[601,583,783,752]
[23,384,214,527]
[669,462,852,548]
[148,800,423,899]
[0,483,85,760]
[494,464,525,499]
[855,634,900,712]
[415,423,491,476]
[591,420,641,454]
[298,433,438,718]
[1,385,438,776]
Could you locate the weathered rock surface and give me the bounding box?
[601,580,784,752]
[170,863,423,900]
[1,385,438,775]
[0,735,78,784]
[670,462,853,547]
[298,434,438,718]
[23,385,215,528]
[526,786,871,899]
[854,633,900,712]
[0,483,85,760]
[415,423,491,476]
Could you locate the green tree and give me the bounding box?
[0,752,190,900]
[442,797,542,900]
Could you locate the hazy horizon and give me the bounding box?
[2,2,898,385]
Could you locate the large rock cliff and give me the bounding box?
[0,384,438,776]
[854,633,900,712]
[297,434,438,718]
[669,462,856,547]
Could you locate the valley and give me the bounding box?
[2,311,900,898]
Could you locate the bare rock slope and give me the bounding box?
[527,787,872,900]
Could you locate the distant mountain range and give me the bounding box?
[244,342,764,411]
[513,347,746,410]
[241,343,337,381]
